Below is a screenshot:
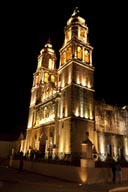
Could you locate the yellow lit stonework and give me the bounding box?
[99,133,107,161]
[76,73,81,84]
[21,7,128,164]
[81,77,87,86]
[27,110,33,129]
[124,138,128,161]
[87,82,91,88]
[65,30,71,42]
[74,108,79,117]
[85,111,88,119]
[68,73,71,84]
[30,90,36,106]
[65,105,68,117]
[89,105,93,120]
[37,56,42,69]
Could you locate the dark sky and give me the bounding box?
[0,1,128,134]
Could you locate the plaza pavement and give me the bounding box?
[0,165,128,192]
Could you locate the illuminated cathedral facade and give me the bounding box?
[21,8,128,163]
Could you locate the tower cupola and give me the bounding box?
[37,38,57,71]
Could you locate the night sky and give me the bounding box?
[0,1,128,134]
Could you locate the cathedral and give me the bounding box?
[20,7,128,163]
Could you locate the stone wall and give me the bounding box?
[11,160,128,184]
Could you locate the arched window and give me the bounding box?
[44,73,49,83]
[61,52,66,65]
[48,59,53,70]
[51,75,55,83]
[63,52,66,63]
[84,50,90,63]
[77,46,82,60]
[66,47,72,60]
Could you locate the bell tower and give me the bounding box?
[21,7,96,161]
[24,39,58,153]
[58,7,95,159]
